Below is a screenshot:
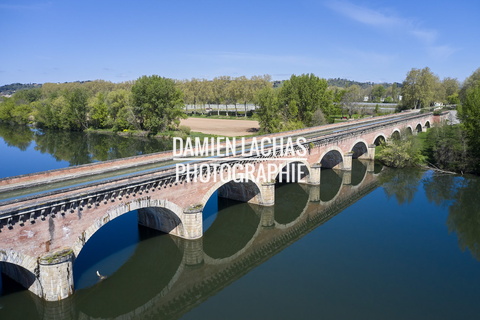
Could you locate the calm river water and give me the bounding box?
[1,123,480,319]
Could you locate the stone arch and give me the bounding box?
[73,199,185,257]
[405,126,413,135]
[391,129,401,140]
[0,249,43,297]
[425,121,431,129]
[201,177,264,207]
[415,123,423,133]
[318,147,344,169]
[275,159,311,183]
[373,133,386,146]
[350,139,369,159]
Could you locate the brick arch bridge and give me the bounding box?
[0,111,448,301]
[24,165,381,319]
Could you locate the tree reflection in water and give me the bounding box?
[0,122,173,166]
[424,173,480,261]
[0,123,34,150]
[379,168,424,205]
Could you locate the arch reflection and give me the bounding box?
[274,183,309,225]
[320,169,343,202]
[203,198,260,260]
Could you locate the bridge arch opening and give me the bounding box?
[200,176,266,209]
[425,121,431,129]
[74,221,184,319]
[74,211,142,290]
[373,134,386,146]
[351,141,368,159]
[74,199,185,257]
[320,150,344,169]
[276,161,310,184]
[406,126,413,135]
[216,179,263,203]
[0,261,41,298]
[0,250,42,299]
[391,130,401,140]
[74,199,186,290]
[415,123,423,133]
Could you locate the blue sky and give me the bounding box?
[1,0,479,85]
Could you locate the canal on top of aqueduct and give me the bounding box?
[1,123,480,319]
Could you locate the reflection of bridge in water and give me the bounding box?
[23,162,382,319]
[0,111,446,302]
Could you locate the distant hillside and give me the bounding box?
[273,78,401,89]
[0,83,42,96]
[327,78,402,89]
[1,78,402,95]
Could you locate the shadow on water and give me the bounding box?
[274,183,309,225]
[351,160,367,186]
[203,198,260,260]
[320,168,343,202]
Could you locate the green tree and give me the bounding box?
[391,83,399,102]
[227,77,242,116]
[0,97,16,121]
[371,84,386,102]
[341,84,361,118]
[34,95,66,129]
[377,132,425,168]
[212,76,231,115]
[401,67,440,109]
[425,125,469,172]
[329,86,346,103]
[255,86,280,133]
[107,89,135,131]
[198,79,213,112]
[279,74,334,126]
[459,67,480,101]
[14,87,42,104]
[88,92,109,129]
[63,87,89,130]
[131,75,185,134]
[442,77,460,104]
[458,81,480,172]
